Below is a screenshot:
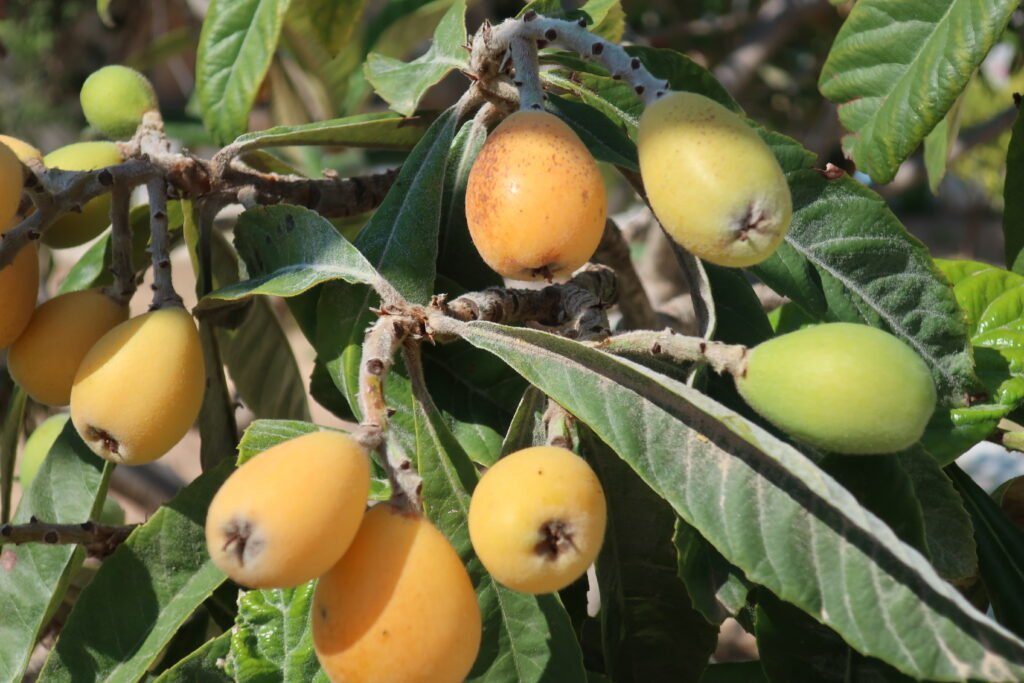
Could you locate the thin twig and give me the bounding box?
[543,401,574,450]
[510,37,544,111]
[595,329,749,377]
[147,178,181,309]
[0,520,137,558]
[104,184,136,305]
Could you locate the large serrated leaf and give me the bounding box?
[196,0,292,144]
[819,0,1017,183]
[402,354,587,682]
[751,131,978,407]
[363,0,467,115]
[580,428,717,683]
[197,205,382,313]
[37,462,233,682]
[229,583,328,682]
[0,425,107,683]
[229,112,429,152]
[448,320,1024,681]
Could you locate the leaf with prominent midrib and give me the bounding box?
[197,205,382,313]
[196,0,292,144]
[448,320,1024,681]
[151,632,231,683]
[0,424,107,683]
[38,462,233,682]
[229,111,430,153]
[819,0,1017,183]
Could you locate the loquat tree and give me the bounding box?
[1,1,1024,682]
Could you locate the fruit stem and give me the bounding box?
[359,317,422,511]
[595,330,749,377]
[509,37,544,111]
[146,178,182,310]
[543,401,574,449]
[593,219,657,330]
[104,183,136,305]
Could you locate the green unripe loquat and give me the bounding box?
[0,141,25,230]
[466,111,607,281]
[0,243,39,349]
[42,142,124,248]
[468,445,607,594]
[735,323,937,454]
[205,431,371,589]
[9,289,129,406]
[638,92,792,268]
[80,65,158,140]
[70,307,205,465]
[313,504,481,683]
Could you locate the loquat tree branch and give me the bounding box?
[147,178,181,309]
[594,329,749,377]
[592,219,658,330]
[104,184,137,305]
[0,519,138,558]
[433,263,618,338]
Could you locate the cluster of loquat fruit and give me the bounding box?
[1,66,205,471]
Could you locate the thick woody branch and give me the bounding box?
[358,316,422,510]
[1,519,137,558]
[596,329,749,377]
[435,264,618,338]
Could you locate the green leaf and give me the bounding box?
[674,519,750,625]
[228,583,328,682]
[286,0,363,55]
[403,352,587,682]
[751,131,979,407]
[900,448,978,582]
[756,590,914,683]
[315,108,459,411]
[0,425,107,683]
[438,116,502,292]
[0,384,25,523]
[548,95,638,170]
[819,0,1017,183]
[625,46,738,112]
[363,0,467,115]
[38,462,233,682]
[948,464,1024,638]
[500,386,548,456]
[152,632,232,683]
[450,321,1024,681]
[1008,108,1024,272]
[229,112,430,153]
[923,97,964,193]
[196,0,293,144]
[580,428,717,683]
[197,205,383,313]
[209,231,310,421]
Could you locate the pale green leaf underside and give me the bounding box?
[230,111,430,152]
[819,0,1016,182]
[196,0,292,144]
[454,321,1024,682]
[363,0,468,115]
[197,205,382,312]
